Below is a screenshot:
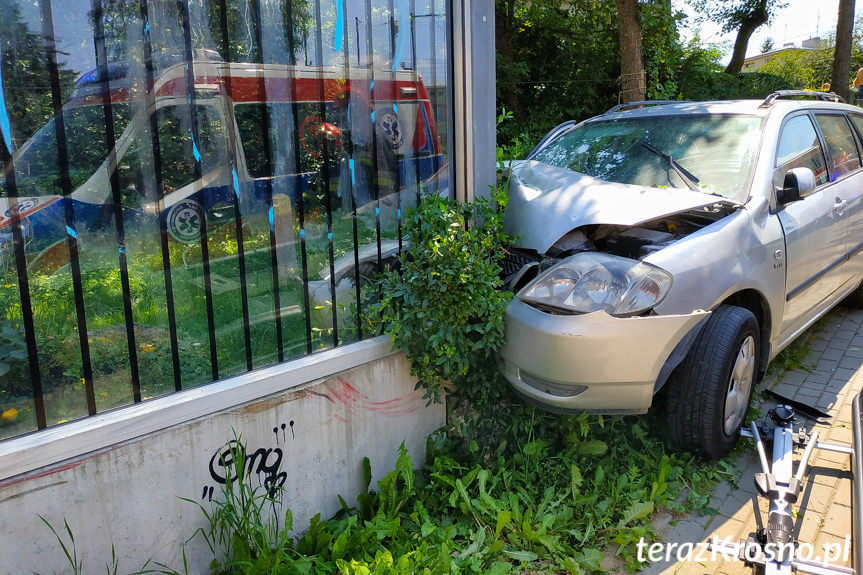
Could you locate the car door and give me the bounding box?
[843,113,863,277]
[776,112,852,342]
[813,112,863,258]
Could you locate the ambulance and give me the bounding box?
[0,52,442,268]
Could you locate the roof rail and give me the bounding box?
[760,90,846,107]
[605,100,689,114]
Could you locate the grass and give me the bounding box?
[174,400,737,575]
[34,398,736,575]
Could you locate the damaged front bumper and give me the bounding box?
[499,299,710,413]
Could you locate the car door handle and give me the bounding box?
[834,197,848,215]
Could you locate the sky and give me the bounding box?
[672,0,863,64]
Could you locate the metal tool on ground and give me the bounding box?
[709,393,863,575]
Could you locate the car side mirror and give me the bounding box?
[778,167,816,205]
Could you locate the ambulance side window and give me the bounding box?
[156,104,226,192]
[235,102,343,179]
[234,103,271,178]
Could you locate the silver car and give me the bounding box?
[498,93,863,457]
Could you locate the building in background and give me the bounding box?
[743,36,824,71]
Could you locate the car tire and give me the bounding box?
[666,305,760,458]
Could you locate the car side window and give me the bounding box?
[849,114,863,142]
[814,113,861,181]
[775,114,829,188]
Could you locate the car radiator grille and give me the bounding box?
[501,247,541,287]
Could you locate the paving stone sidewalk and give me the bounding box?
[645,306,863,575]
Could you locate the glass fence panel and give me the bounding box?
[0,0,450,440]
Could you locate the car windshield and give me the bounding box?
[1,104,132,196]
[532,114,763,201]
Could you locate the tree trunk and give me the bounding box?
[724,0,769,75]
[615,0,644,103]
[725,20,763,74]
[832,0,856,102]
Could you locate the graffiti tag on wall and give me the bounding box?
[202,420,295,502]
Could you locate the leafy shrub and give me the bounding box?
[369,185,512,405]
[180,409,733,575]
[0,319,29,398]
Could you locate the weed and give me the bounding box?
[172,398,734,575]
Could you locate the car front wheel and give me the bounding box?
[666,305,760,458]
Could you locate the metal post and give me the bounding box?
[767,424,795,575]
[852,393,863,575]
[449,0,494,202]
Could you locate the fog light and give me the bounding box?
[518,370,588,397]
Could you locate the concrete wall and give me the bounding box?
[0,341,444,574]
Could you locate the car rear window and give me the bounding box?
[532,115,763,201]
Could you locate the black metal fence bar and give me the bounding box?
[388,0,404,254]
[139,0,183,391]
[250,0,285,364]
[341,0,364,340]
[39,0,97,416]
[217,0,255,371]
[312,0,339,348]
[91,0,142,403]
[285,0,314,355]
[1,146,46,429]
[364,0,384,273]
[178,0,219,381]
[0,0,450,441]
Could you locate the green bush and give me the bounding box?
[369,185,513,406]
[176,409,734,575]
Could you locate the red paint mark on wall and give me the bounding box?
[321,378,424,423]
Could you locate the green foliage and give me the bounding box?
[673,38,792,101]
[756,33,863,92]
[178,404,734,575]
[0,318,28,396]
[368,186,512,405]
[689,0,786,35]
[190,439,299,574]
[496,0,622,144]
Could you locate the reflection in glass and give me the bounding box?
[0,0,449,440]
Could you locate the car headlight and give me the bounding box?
[518,252,673,316]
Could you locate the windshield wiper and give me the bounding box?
[639,139,700,192]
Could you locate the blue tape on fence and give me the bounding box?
[334,0,344,51]
[300,228,306,240]
[232,167,240,197]
[349,158,356,185]
[0,49,12,153]
[192,139,201,162]
[392,0,409,72]
[393,103,398,113]
[397,209,401,219]
[328,232,333,242]
[268,206,274,227]
[66,225,77,239]
[370,110,375,122]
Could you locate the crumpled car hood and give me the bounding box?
[503,161,741,254]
